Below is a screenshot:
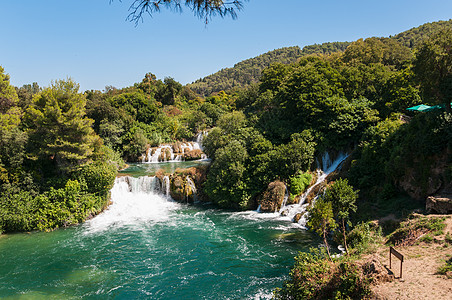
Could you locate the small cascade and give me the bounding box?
[180,143,194,156]
[162,176,170,198]
[142,138,208,164]
[186,176,198,202]
[278,185,289,213]
[194,130,208,151]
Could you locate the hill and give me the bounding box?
[392,19,452,48]
[188,19,452,96]
[187,43,349,96]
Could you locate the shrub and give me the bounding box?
[289,172,312,196]
[273,249,372,299]
[347,222,382,255]
[437,257,452,278]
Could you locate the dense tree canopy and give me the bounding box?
[413,28,452,112]
[25,79,100,170]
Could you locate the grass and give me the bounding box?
[437,257,452,278]
[386,214,446,246]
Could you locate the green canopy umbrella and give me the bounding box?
[406,104,432,111]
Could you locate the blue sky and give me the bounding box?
[1,0,452,91]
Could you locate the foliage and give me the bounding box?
[0,67,21,131]
[342,37,412,69]
[25,79,100,171]
[289,172,312,196]
[122,0,245,24]
[387,215,446,246]
[273,248,372,300]
[413,28,452,112]
[307,197,337,258]
[324,178,358,252]
[347,222,382,255]
[204,140,249,209]
[436,257,452,278]
[189,46,303,96]
[392,19,452,48]
[0,170,113,232]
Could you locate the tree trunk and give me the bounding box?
[323,229,332,260]
[446,101,451,113]
[342,218,348,255]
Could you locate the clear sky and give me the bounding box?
[1,0,451,91]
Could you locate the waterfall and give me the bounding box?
[141,132,209,163]
[162,176,170,198]
[186,176,198,202]
[86,176,179,232]
[194,130,208,151]
[279,151,348,226]
[278,185,289,213]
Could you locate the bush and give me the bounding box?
[347,222,382,255]
[274,249,372,299]
[437,257,452,278]
[289,172,312,196]
[76,161,117,197]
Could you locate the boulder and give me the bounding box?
[258,180,286,212]
[185,149,202,161]
[293,212,306,223]
[170,175,185,202]
[426,195,452,214]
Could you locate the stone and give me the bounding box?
[293,212,305,223]
[257,180,286,212]
[426,195,452,214]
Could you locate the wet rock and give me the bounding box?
[293,212,305,223]
[185,149,202,161]
[258,180,286,212]
[170,175,185,202]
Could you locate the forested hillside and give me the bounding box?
[188,42,350,96]
[393,19,452,48]
[188,19,452,97]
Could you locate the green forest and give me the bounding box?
[1,18,451,231]
[1,18,451,299]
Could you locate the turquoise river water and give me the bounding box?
[0,163,318,299]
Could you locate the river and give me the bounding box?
[0,162,317,299]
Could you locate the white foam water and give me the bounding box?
[85,176,180,233]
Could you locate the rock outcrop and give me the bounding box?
[169,166,208,203]
[426,195,452,214]
[257,180,286,212]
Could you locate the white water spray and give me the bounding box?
[85,176,179,233]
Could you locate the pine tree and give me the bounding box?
[25,79,100,171]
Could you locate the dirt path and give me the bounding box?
[371,216,452,299]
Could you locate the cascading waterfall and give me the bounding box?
[86,176,180,232]
[278,185,289,213]
[279,151,348,226]
[141,131,209,163]
[195,130,208,151]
